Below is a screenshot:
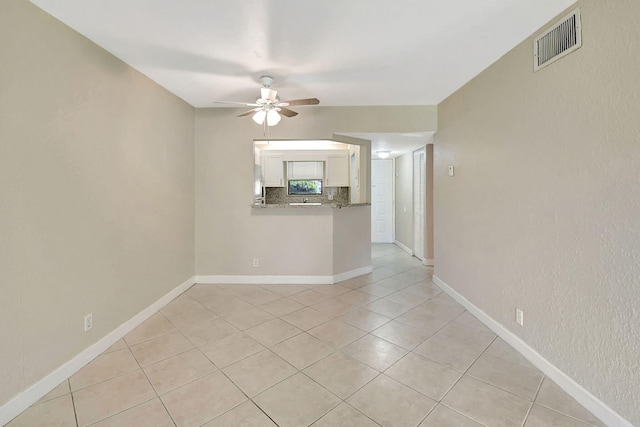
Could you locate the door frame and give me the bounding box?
[370,159,395,243]
[413,147,426,261]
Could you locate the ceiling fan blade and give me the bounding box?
[261,88,277,102]
[278,107,298,118]
[237,108,260,117]
[214,101,260,106]
[281,98,320,106]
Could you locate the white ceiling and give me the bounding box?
[254,135,431,159]
[30,0,575,155]
[339,132,434,159]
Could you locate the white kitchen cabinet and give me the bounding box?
[326,154,350,187]
[263,154,284,187]
[287,161,324,180]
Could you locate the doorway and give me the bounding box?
[371,159,394,243]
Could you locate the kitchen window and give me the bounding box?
[288,179,323,196]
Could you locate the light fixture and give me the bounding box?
[252,109,266,125]
[266,109,281,126]
[252,107,282,127]
[377,151,390,159]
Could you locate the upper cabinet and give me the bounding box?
[287,161,324,180]
[326,153,350,187]
[256,140,367,199]
[263,153,284,187]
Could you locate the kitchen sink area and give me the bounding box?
[251,139,370,209]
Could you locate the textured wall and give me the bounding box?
[195,106,436,276]
[0,1,195,406]
[434,0,640,424]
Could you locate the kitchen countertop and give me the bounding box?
[252,203,370,209]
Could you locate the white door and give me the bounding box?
[413,148,426,260]
[371,159,394,243]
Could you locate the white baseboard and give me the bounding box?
[197,275,334,285]
[197,266,373,286]
[0,276,196,427]
[333,265,374,283]
[423,258,434,267]
[393,240,413,256]
[432,275,632,427]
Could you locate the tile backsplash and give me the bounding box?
[265,187,350,205]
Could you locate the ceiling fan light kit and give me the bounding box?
[215,75,319,130]
[266,109,281,126]
[252,109,267,125]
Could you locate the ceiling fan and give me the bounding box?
[214,76,319,129]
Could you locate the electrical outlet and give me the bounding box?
[84,313,93,331]
[252,258,259,268]
[328,194,334,200]
[515,308,524,326]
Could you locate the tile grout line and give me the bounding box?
[134,361,178,427]
[520,375,547,427]
[68,346,141,394]
[429,335,500,427]
[80,340,172,426]
[69,379,79,427]
[438,402,490,427]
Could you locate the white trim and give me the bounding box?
[0,276,196,427]
[432,275,633,427]
[333,265,373,283]
[423,258,434,267]
[413,147,427,261]
[391,159,396,243]
[197,266,373,286]
[394,240,413,256]
[197,275,334,285]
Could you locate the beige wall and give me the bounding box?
[434,0,640,424]
[0,0,195,407]
[195,106,436,276]
[333,207,372,275]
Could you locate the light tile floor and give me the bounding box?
[8,244,605,427]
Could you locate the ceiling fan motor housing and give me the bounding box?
[260,75,274,88]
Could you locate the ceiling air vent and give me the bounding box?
[534,8,582,71]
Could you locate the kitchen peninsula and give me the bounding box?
[248,139,372,284]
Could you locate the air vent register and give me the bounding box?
[534,8,582,71]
